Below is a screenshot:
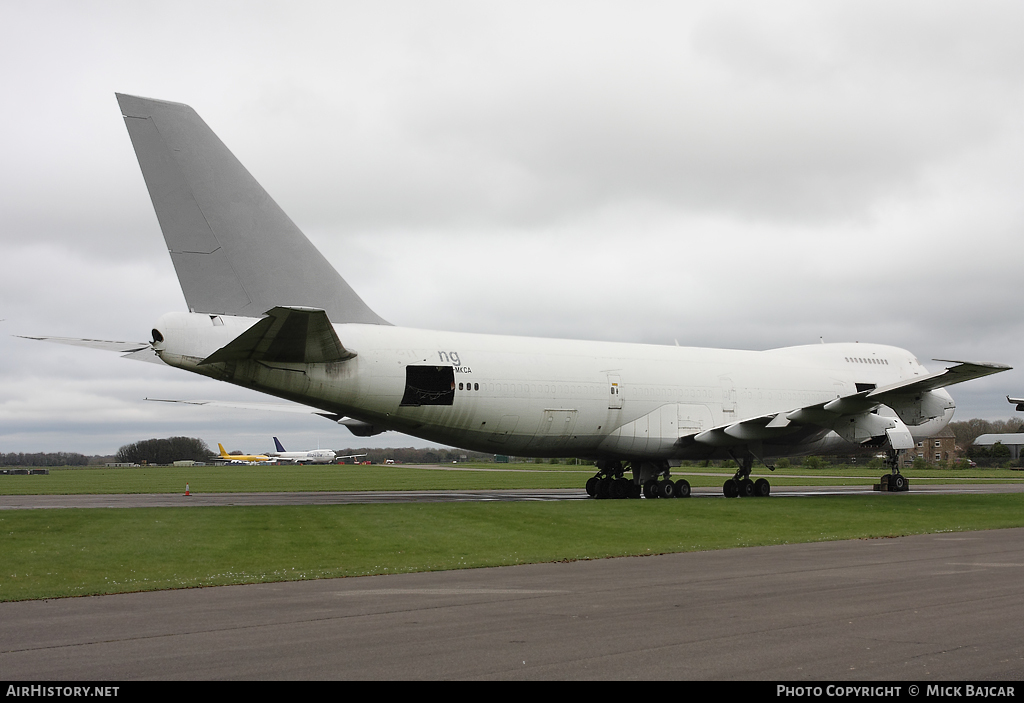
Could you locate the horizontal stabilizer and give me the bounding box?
[18,336,166,365]
[147,397,336,414]
[146,397,384,436]
[199,306,355,365]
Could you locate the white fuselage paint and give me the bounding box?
[152,312,954,460]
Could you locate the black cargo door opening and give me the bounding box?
[400,366,455,406]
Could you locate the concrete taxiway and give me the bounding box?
[1,482,1021,510]
[1,527,1022,680]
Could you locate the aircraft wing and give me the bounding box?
[687,360,1011,453]
[18,336,166,365]
[146,398,386,436]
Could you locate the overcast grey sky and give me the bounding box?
[2,1,1023,455]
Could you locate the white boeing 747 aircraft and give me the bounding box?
[25,94,1011,499]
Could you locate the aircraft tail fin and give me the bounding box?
[274,437,286,453]
[218,443,228,457]
[115,93,389,325]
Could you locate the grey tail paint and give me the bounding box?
[116,93,389,325]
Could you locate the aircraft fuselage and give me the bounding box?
[153,311,952,460]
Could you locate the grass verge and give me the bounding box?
[1,493,1021,601]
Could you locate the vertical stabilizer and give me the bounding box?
[116,93,389,325]
[274,437,286,453]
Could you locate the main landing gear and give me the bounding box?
[722,453,771,498]
[585,460,691,499]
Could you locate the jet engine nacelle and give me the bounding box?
[887,388,956,427]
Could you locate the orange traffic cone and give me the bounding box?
[185,482,190,496]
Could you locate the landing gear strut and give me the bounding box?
[879,448,910,492]
[722,452,771,498]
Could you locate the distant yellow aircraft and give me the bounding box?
[217,443,270,463]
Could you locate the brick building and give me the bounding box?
[900,427,959,467]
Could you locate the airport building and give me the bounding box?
[971,433,1024,461]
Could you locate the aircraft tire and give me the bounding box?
[893,474,907,492]
[754,478,771,497]
[738,478,755,497]
[586,477,599,497]
[660,480,676,499]
[610,478,629,499]
[723,479,738,498]
[643,481,659,499]
[674,479,691,498]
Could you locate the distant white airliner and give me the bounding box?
[268,437,337,465]
[24,94,1011,499]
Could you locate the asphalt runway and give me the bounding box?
[1,527,1022,680]
[1,482,1021,509]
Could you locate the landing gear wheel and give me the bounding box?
[674,479,691,498]
[754,478,771,497]
[610,478,629,499]
[586,476,599,497]
[723,479,739,498]
[643,481,659,499]
[738,478,755,497]
[659,480,676,499]
[596,478,612,499]
[892,474,907,492]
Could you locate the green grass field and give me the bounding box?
[2,493,1021,602]
[1,463,1022,495]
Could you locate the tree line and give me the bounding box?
[0,452,89,467]
[115,437,214,465]
[947,419,1023,450]
[6,418,1024,467]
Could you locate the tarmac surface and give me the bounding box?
[1,527,1022,680]
[1,481,1021,509]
